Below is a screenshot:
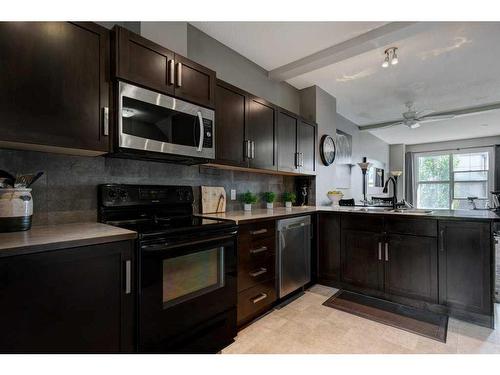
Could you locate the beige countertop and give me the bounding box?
[0,222,137,257]
[200,205,500,223]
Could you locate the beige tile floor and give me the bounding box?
[223,285,500,354]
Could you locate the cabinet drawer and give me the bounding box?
[385,217,437,237]
[341,214,384,232]
[237,280,277,326]
[238,253,276,292]
[240,220,276,241]
[239,237,275,265]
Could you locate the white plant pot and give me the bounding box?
[285,201,292,208]
[243,203,252,211]
[266,202,274,209]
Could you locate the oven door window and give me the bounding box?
[122,96,203,148]
[162,247,224,309]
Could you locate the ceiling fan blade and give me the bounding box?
[418,114,456,123]
[415,109,434,118]
[359,120,404,131]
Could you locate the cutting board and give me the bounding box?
[201,186,226,213]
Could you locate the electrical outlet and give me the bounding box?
[230,189,236,200]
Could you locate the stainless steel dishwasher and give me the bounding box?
[277,215,312,298]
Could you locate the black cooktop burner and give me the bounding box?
[112,215,234,238]
[98,184,236,240]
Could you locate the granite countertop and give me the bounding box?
[200,206,500,223]
[0,222,137,257]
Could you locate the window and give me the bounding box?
[414,148,494,210]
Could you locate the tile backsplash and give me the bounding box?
[0,149,297,226]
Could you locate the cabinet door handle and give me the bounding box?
[378,242,382,260]
[439,229,445,252]
[103,107,109,136]
[124,260,131,295]
[249,267,267,277]
[250,246,268,254]
[251,293,268,304]
[244,140,250,159]
[251,141,255,159]
[168,59,175,85]
[385,243,389,261]
[250,228,267,235]
[176,62,182,87]
[300,152,304,167]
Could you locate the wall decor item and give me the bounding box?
[320,135,336,166]
[334,130,352,165]
[201,186,226,213]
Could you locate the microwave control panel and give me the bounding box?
[203,119,213,148]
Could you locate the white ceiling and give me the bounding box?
[191,21,500,145]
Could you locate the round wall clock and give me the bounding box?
[320,135,336,166]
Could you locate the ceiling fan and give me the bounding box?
[359,101,500,131]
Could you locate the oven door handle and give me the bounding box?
[141,232,237,252]
[197,111,204,152]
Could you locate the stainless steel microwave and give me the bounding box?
[117,81,215,162]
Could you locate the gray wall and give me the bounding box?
[141,22,188,56]
[0,149,295,226]
[299,86,390,205]
[187,24,300,113]
[336,115,390,203]
[96,22,141,34]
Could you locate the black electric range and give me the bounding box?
[99,184,238,353]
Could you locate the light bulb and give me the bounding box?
[391,51,399,65]
[382,55,389,68]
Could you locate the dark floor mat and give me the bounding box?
[323,290,448,342]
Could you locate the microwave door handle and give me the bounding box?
[197,111,204,152]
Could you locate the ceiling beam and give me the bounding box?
[268,22,425,82]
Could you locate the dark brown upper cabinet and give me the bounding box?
[246,96,278,171]
[115,25,174,96]
[298,119,316,174]
[277,109,316,175]
[114,26,215,108]
[174,54,216,108]
[0,22,110,154]
[277,110,299,173]
[215,80,248,167]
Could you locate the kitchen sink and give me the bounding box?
[390,208,433,214]
[353,207,393,212]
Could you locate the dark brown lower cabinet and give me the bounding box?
[317,214,341,283]
[0,241,134,353]
[438,220,492,315]
[236,220,277,327]
[340,229,383,291]
[384,234,438,303]
[319,212,495,327]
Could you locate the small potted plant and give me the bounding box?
[263,192,276,210]
[283,192,296,208]
[241,191,258,211]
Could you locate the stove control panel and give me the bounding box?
[100,184,194,207]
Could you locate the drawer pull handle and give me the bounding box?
[250,246,268,254]
[250,229,268,235]
[249,267,267,277]
[251,293,268,304]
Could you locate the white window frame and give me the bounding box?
[413,147,495,210]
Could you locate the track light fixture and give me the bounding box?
[382,47,399,68]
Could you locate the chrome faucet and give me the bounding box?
[383,176,398,209]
